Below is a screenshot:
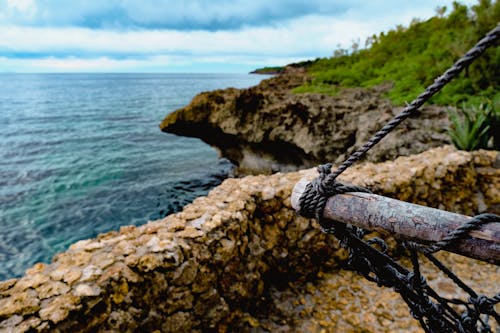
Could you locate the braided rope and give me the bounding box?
[416,213,500,254]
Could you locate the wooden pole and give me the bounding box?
[291,179,500,265]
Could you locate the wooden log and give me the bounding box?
[291,178,500,265]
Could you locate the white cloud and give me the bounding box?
[0,14,414,58]
[0,0,353,29]
[6,0,36,12]
[0,0,478,31]
[0,0,481,72]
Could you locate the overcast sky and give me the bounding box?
[0,0,477,73]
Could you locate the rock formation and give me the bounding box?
[1,146,498,332]
[160,70,451,174]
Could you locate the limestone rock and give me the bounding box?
[36,281,70,299]
[172,259,198,285]
[39,293,80,323]
[73,284,102,297]
[160,72,450,174]
[0,289,40,317]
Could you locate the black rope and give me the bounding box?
[296,23,500,333]
[298,163,371,220]
[410,213,500,254]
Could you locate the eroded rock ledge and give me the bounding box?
[0,146,499,332]
[160,71,451,174]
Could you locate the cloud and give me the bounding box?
[0,14,394,62]
[0,0,480,72]
[0,0,355,30]
[0,12,380,72]
[1,0,472,31]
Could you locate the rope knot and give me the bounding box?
[407,271,427,290]
[312,163,334,196]
[298,163,371,221]
[297,163,334,219]
[470,295,495,314]
[459,310,477,332]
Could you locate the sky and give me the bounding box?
[0,0,478,73]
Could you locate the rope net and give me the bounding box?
[297,24,500,333]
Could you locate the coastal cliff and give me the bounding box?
[1,146,499,332]
[160,69,451,174]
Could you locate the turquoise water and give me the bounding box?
[0,73,267,280]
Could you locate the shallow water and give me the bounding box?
[0,73,267,279]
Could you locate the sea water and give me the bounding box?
[0,73,268,279]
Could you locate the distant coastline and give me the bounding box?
[250,59,318,75]
[249,66,284,75]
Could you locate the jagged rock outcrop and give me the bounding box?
[160,71,451,174]
[1,146,498,332]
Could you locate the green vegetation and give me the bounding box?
[295,0,500,106]
[447,103,493,150]
[251,59,318,74]
[250,66,285,74]
[292,82,339,95]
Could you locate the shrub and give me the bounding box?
[447,103,493,151]
[294,0,500,106]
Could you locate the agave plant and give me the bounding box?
[447,103,492,151]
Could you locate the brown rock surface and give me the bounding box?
[0,146,498,332]
[160,72,451,174]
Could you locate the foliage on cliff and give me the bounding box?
[295,0,500,106]
[250,66,285,74]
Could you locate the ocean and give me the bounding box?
[0,73,268,280]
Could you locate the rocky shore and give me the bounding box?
[1,146,498,332]
[160,69,451,174]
